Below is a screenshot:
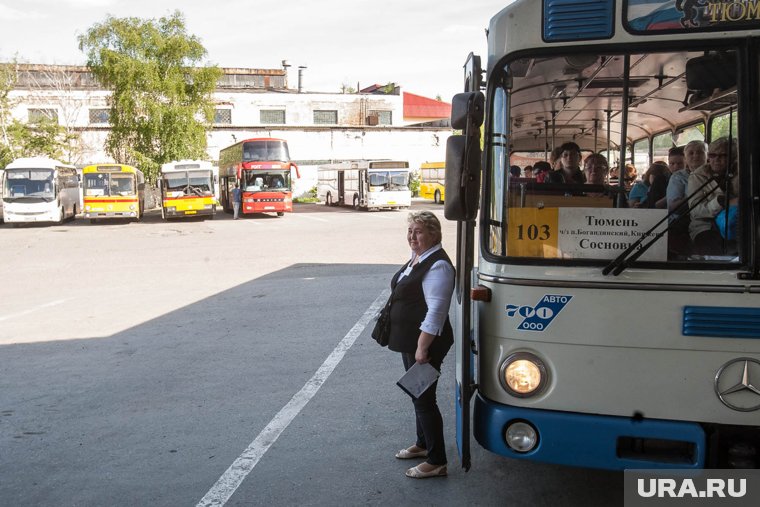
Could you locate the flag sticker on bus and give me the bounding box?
[505,295,573,332]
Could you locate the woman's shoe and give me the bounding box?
[405,464,447,478]
[395,446,428,459]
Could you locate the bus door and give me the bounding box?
[446,53,485,472]
[359,171,367,206]
[338,171,345,205]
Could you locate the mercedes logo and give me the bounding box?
[714,358,760,412]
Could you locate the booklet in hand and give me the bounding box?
[397,362,441,399]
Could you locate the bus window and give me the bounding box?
[632,138,649,175]
[710,110,739,141]
[674,124,705,147]
[652,132,673,163]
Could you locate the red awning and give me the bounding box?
[403,92,451,119]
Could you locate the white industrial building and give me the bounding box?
[5,63,453,195]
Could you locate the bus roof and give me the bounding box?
[318,160,409,171]
[82,164,144,178]
[5,157,75,170]
[161,160,215,173]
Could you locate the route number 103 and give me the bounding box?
[516,223,551,241]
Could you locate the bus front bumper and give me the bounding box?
[84,211,138,218]
[473,393,707,470]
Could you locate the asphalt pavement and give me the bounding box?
[0,201,621,506]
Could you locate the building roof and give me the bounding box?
[403,92,451,120]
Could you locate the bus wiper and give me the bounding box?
[603,176,720,276]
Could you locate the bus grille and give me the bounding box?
[683,306,760,338]
[543,0,614,42]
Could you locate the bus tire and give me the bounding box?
[326,192,333,206]
[277,212,284,217]
[90,219,97,224]
[353,195,360,210]
[434,190,442,204]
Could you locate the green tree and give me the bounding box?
[78,11,221,182]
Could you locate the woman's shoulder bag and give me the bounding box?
[371,297,392,347]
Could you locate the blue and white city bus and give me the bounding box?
[446,0,760,471]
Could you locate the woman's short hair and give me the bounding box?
[684,139,707,154]
[583,153,609,172]
[709,136,738,160]
[408,210,443,244]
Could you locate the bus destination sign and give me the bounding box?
[627,0,760,33]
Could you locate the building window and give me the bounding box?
[313,110,338,125]
[260,109,286,125]
[214,109,232,125]
[89,108,110,124]
[28,108,58,124]
[370,110,392,125]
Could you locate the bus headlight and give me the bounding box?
[129,204,136,210]
[505,421,538,453]
[500,352,547,397]
[85,205,91,211]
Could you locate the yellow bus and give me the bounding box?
[158,160,217,219]
[418,162,445,204]
[82,164,145,223]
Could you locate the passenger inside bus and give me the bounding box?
[546,142,585,184]
[687,137,738,256]
[583,154,609,185]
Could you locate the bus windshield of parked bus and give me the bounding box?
[164,171,214,196]
[369,171,409,191]
[2,169,55,199]
[84,172,135,196]
[242,171,290,191]
[242,140,290,162]
[487,48,740,266]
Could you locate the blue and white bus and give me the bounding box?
[446,0,760,471]
[2,157,79,225]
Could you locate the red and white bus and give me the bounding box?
[217,138,299,217]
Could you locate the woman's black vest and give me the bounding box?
[387,248,454,355]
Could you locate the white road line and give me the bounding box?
[196,289,391,507]
[0,299,66,322]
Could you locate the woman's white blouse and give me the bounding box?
[397,243,455,335]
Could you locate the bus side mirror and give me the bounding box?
[138,183,145,191]
[445,92,484,222]
[291,162,300,179]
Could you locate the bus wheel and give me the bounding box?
[277,212,284,217]
[353,195,360,210]
[90,219,97,224]
[434,190,442,204]
[326,193,333,206]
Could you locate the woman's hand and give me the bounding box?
[416,331,436,363]
[415,345,430,364]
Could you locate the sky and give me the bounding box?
[0,0,512,102]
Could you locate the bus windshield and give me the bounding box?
[486,48,741,266]
[369,171,409,191]
[242,171,290,191]
[243,141,290,163]
[84,173,135,196]
[2,169,55,199]
[164,171,213,196]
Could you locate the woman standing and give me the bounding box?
[388,211,454,479]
